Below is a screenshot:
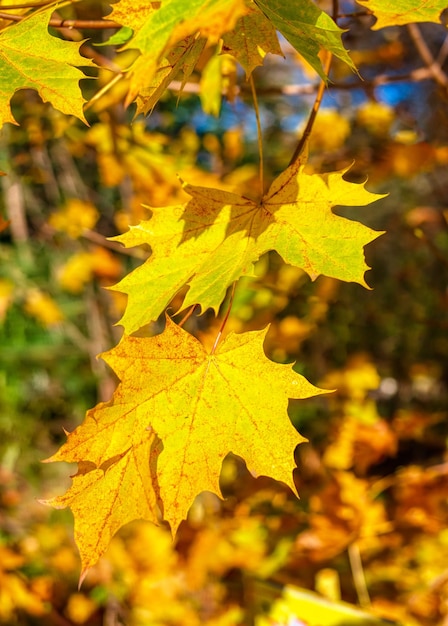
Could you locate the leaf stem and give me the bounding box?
[211,283,236,355]
[84,73,125,112]
[289,50,333,167]
[249,74,264,196]
[177,305,198,328]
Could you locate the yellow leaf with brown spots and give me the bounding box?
[46,317,325,560]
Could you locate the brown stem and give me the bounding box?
[177,305,198,328]
[0,11,120,29]
[211,283,236,355]
[0,1,52,8]
[407,22,448,90]
[289,51,333,167]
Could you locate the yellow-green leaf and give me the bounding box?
[112,163,384,334]
[47,318,323,542]
[253,0,356,79]
[0,8,93,127]
[112,0,246,106]
[222,6,282,77]
[135,35,206,116]
[355,0,448,29]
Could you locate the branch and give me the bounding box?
[0,1,52,8]
[407,22,448,90]
[0,11,121,29]
[289,51,333,167]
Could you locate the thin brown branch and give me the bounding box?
[170,65,436,100]
[336,10,372,19]
[211,283,236,355]
[0,11,120,29]
[289,51,333,166]
[0,1,52,8]
[81,230,147,259]
[407,22,448,90]
[177,305,198,328]
[249,74,264,195]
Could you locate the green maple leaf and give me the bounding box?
[112,162,385,335]
[253,0,356,78]
[355,0,448,29]
[46,318,324,557]
[0,8,93,127]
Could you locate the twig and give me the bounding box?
[177,305,198,328]
[81,230,147,259]
[210,283,236,355]
[249,74,264,196]
[407,22,448,90]
[0,1,52,8]
[0,11,121,29]
[289,50,333,167]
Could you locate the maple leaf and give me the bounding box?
[112,162,385,335]
[253,0,356,79]
[47,318,324,544]
[134,35,207,116]
[221,6,283,78]
[111,0,247,107]
[0,8,93,127]
[43,437,162,577]
[355,0,447,29]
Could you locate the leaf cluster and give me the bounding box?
[0,0,447,615]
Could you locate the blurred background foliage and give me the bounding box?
[1,1,448,625]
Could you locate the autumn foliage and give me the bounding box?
[1,0,448,625]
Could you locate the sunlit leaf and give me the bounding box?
[222,6,282,77]
[112,163,384,334]
[253,0,356,79]
[47,318,324,546]
[0,8,92,127]
[355,0,448,29]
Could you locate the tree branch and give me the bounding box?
[0,11,120,29]
[407,22,448,90]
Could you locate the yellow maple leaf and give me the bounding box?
[43,425,162,576]
[46,318,325,568]
[112,161,385,334]
[355,0,447,29]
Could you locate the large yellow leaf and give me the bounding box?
[113,162,385,334]
[0,8,92,127]
[47,318,324,556]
